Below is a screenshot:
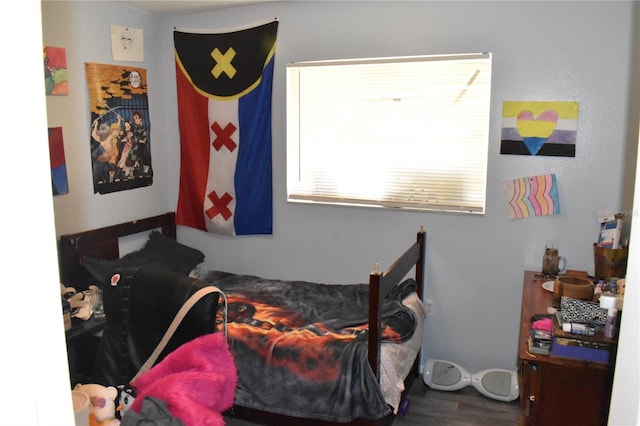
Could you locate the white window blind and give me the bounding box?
[286,53,492,214]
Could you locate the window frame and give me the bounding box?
[286,52,492,215]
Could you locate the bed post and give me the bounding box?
[368,264,383,379]
[415,226,425,300]
[408,227,426,384]
[368,227,426,381]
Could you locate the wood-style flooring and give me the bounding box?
[224,378,522,426]
[394,380,522,426]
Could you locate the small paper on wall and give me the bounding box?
[110,25,144,62]
[503,173,560,220]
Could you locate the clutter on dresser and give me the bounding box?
[554,277,624,336]
[552,295,619,364]
[530,264,622,362]
[594,209,629,281]
[599,291,624,339]
[541,246,566,276]
[528,315,552,355]
[597,213,624,249]
[551,335,617,363]
[549,271,623,362]
[594,243,628,282]
[519,271,615,426]
[551,274,594,307]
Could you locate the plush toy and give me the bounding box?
[74,383,121,426]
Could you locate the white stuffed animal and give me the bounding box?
[73,383,120,426]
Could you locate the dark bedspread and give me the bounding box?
[193,270,418,423]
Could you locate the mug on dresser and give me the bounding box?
[542,247,566,276]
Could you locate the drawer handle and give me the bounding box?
[525,395,535,416]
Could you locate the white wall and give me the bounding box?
[39,1,639,423]
[0,0,75,424]
[163,1,638,373]
[43,1,172,235]
[609,124,640,425]
[608,4,640,423]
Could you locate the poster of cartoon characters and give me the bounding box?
[85,62,153,194]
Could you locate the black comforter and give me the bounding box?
[193,270,418,422]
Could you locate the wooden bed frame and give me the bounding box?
[58,212,426,426]
[58,212,177,291]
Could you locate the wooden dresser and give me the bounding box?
[518,271,616,426]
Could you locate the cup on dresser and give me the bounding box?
[542,247,566,276]
[89,286,104,318]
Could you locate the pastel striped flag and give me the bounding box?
[503,174,560,220]
[174,20,278,235]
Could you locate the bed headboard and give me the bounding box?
[58,212,176,291]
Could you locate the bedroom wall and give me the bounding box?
[164,1,639,375]
[42,1,172,235]
[0,1,76,424]
[42,0,638,378]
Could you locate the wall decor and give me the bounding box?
[48,126,69,195]
[501,101,578,157]
[44,46,68,95]
[85,62,153,194]
[110,25,144,62]
[503,173,560,220]
[174,19,278,235]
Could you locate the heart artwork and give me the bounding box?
[516,109,558,155]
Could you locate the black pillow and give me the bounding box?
[82,231,205,285]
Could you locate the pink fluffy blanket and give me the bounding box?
[129,333,237,426]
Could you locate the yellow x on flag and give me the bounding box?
[211,47,237,79]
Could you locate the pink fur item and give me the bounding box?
[130,333,237,426]
[532,318,553,332]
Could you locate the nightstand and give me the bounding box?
[66,315,106,385]
[517,271,616,426]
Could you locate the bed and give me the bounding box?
[58,212,426,426]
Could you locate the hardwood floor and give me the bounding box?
[394,380,522,426]
[224,378,522,426]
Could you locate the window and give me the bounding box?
[286,53,492,214]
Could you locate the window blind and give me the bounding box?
[286,52,492,214]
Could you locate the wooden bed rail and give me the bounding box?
[368,227,426,379]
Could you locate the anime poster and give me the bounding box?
[85,63,153,194]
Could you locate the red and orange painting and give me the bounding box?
[44,46,68,95]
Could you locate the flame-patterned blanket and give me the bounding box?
[193,269,418,422]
